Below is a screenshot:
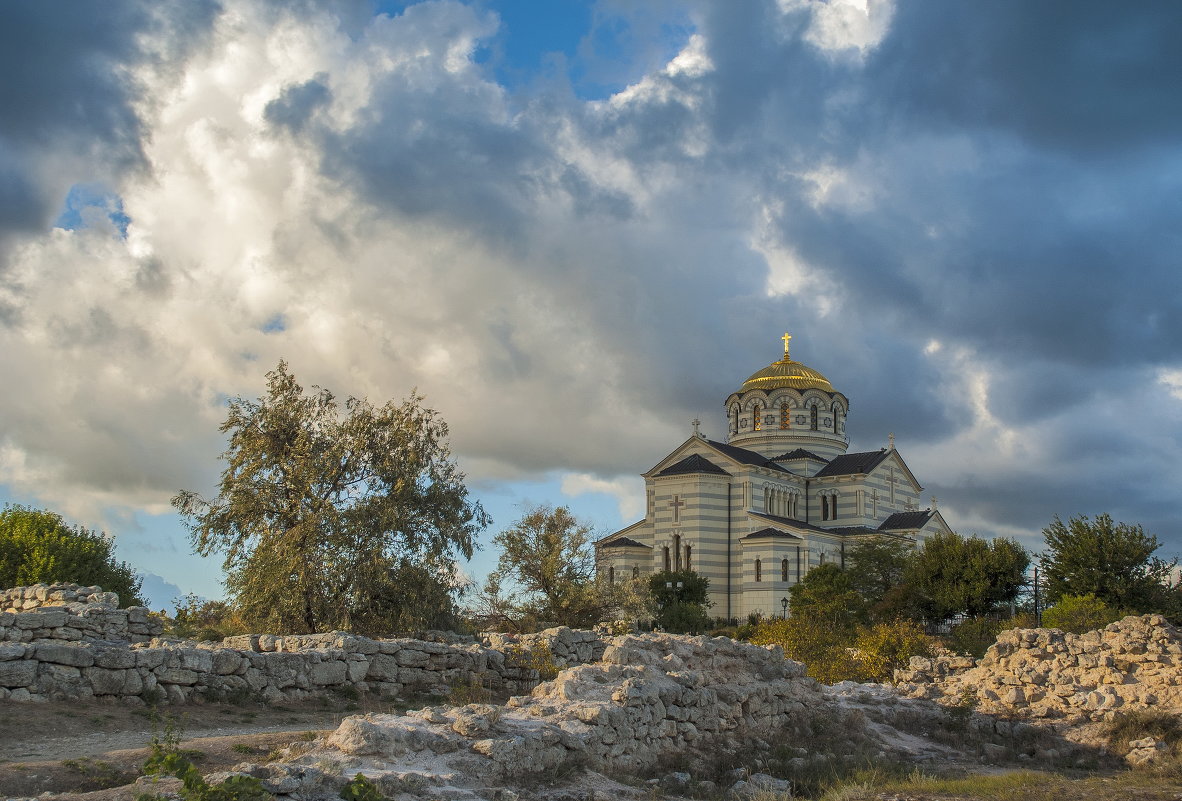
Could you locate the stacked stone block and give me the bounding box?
[896,615,1182,721]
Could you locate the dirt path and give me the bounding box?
[0,697,380,799]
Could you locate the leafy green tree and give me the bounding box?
[845,536,915,618]
[1041,514,1176,613]
[649,569,711,633]
[173,360,488,636]
[788,563,866,629]
[0,505,144,605]
[905,531,1029,621]
[487,505,614,629]
[1042,593,1128,634]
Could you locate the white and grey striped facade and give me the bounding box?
[596,341,953,620]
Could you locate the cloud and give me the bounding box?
[560,473,646,522]
[0,0,1179,567]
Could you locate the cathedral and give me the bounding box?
[595,335,952,620]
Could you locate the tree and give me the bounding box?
[173,360,488,636]
[487,505,614,629]
[1040,514,1175,613]
[788,563,866,629]
[0,505,144,606]
[648,569,711,633]
[844,536,915,619]
[905,531,1029,621]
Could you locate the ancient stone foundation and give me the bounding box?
[0,584,602,705]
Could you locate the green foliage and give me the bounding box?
[480,505,615,630]
[854,619,935,683]
[173,360,487,636]
[504,640,561,681]
[788,563,866,629]
[1041,514,1176,614]
[752,615,934,684]
[946,616,1005,658]
[339,774,384,801]
[648,569,712,633]
[166,594,247,641]
[0,505,144,605]
[1043,593,1127,634]
[446,675,492,706]
[845,537,915,618]
[138,716,268,801]
[905,531,1030,621]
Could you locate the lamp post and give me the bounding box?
[780,597,789,619]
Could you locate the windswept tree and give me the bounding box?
[483,505,616,630]
[0,505,144,606]
[173,360,488,636]
[1041,514,1176,614]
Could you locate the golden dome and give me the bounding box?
[740,334,835,393]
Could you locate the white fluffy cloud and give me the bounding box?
[1,0,1180,567]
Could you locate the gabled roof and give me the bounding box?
[703,439,792,473]
[740,527,803,541]
[655,453,731,477]
[769,448,829,463]
[879,510,935,532]
[813,449,891,477]
[596,519,648,545]
[747,511,833,535]
[598,536,651,550]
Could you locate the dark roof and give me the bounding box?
[599,536,651,550]
[769,448,828,462]
[879,510,934,531]
[703,439,791,473]
[825,526,881,537]
[813,449,891,478]
[747,512,833,535]
[740,527,802,541]
[656,453,731,477]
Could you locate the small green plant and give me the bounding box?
[230,744,256,754]
[339,773,384,801]
[137,716,268,801]
[1103,710,1182,754]
[944,687,979,733]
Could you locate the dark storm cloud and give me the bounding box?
[265,75,333,133]
[0,1,219,243]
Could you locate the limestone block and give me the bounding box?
[157,668,200,686]
[345,658,369,683]
[14,608,68,629]
[211,650,244,675]
[310,661,348,685]
[366,654,399,681]
[0,660,36,687]
[35,642,94,667]
[393,647,431,667]
[87,667,133,695]
[0,642,26,661]
[92,645,136,669]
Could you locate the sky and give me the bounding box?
[1,0,1180,610]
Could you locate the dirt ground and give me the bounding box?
[0,697,374,800]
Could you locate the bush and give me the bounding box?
[1043,594,1127,634]
[946,617,1004,659]
[0,505,144,605]
[854,620,935,683]
[166,595,249,641]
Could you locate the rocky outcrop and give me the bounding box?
[896,615,1182,722]
[208,634,825,798]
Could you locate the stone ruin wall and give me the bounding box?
[896,614,1182,722]
[0,583,605,706]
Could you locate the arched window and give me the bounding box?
[810,404,818,431]
[685,545,692,571]
[633,565,639,579]
[755,558,762,582]
[833,404,841,434]
[821,495,829,521]
[781,559,789,582]
[780,403,790,429]
[730,404,739,435]
[830,493,838,519]
[673,534,681,570]
[609,566,615,584]
[663,546,671,572]
[753,402,762,431]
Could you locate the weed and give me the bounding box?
[330,684,360,702]
[339,773,384,801]
[137,717,267,801]
[1103,709,1182,754]
[447,675,492,706]
[230,744,256,755]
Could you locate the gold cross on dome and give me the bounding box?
[782,333,792,359]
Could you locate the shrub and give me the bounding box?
[946,617,1004,659]
[854,620,935,683]
[751,615,865,684]
[1043,594,1127,634]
